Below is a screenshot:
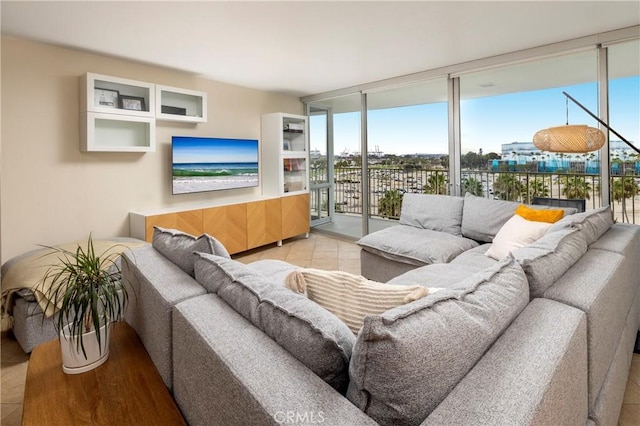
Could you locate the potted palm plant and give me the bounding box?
[37,235,129,374]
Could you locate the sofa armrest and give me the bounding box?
[422,298,587,426]
[173,294,376,426]
[543,248,635,409]
[122,245,206,390]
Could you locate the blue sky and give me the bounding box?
[311,76,639,157]
[173,137,258,164]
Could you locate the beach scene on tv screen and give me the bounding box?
[172,137,259,194]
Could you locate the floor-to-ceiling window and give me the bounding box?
[458,51,600,209]
[365,79,448,232]
[304,30,639,238]
[309,81,449,239]
[608,39,640,223]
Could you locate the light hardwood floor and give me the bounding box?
[2,233,639,425]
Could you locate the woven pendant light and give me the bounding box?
[533,124,606,153]
[541,91,640,157]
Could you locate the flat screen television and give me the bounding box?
[172,136,259,195]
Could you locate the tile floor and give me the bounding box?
[1,232,639,425]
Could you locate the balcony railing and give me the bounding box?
[311,166,639,224]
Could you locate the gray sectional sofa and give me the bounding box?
[122,195,640,426]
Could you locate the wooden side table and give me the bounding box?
[22,322,186,425]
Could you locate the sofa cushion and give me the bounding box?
[461,194,576,243]
[386,256,493,290]
[423,299,588,426]
[357,225,479,266]
[193,253,355,393]
[245,259,298,285]
[461,193,521,242]
[202,234,231,259]
[485,214,552,260]
[513,228,588,298]
[285,268,429,334]
[590,223,640,257]
[549,206,613,245]
[399,194,464,235]
[152,227,229,277]
[450,244,497,270]
[346,257,529,425]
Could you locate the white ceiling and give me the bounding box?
[2,1,639,98]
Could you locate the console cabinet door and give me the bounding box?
[247,199,282,250]
[134,195,307,252]
[203,204,247,254]
[144,210,202,242]
[281,194,310,240]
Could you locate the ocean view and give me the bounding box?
[172,162,259,194]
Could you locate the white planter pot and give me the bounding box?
[60,319,111,374]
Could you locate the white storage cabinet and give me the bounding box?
[261,113,309,196]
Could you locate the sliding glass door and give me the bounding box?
[308,105,333,226]
[306,94,363,238]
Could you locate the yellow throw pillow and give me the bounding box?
[285,268,429,334]
[515,204,564,223]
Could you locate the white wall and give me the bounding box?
[0,37,302,261]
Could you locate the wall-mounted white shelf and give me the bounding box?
[156,85,207,123]
[82,73,155,117]
[81,112,156,152]
[79,73,209,152]
[80,73,156,152]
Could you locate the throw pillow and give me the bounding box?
[193,253,355,394]
[399,194,465,236]
[512,227,588,298]
[460,193,521,242]
[346,257,529,425]
[485,215,552,260]
[152,227,229,277]
[548,205,614,245]
[515,204,564,223]
[201,233,231,259]
[285,268,430,334]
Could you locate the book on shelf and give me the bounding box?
[283,158,306,172]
